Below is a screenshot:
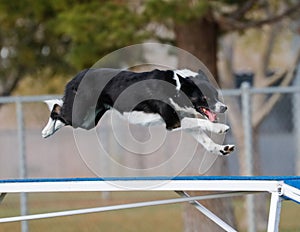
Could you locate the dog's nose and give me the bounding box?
[219,105,227,113]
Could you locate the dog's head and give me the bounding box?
[178,70,227,122]
[192,80,227,122]
[42,99,66,138]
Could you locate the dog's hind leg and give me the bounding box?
[94,107,107,127]
[188,130,234,156]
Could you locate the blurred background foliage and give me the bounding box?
[0,0,148,94]
[0,0,262,96]
[3,0,296,95]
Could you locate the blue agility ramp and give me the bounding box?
[0,176,300,232]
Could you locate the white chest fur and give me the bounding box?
[115,110,165,127]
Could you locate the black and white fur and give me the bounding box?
[42,68,234,156]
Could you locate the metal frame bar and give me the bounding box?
[16,97,28,232]
[0,193,6,204]
[0,179,281,193]
[267,192,282,232]
[241,81,256,232]
[0,191,246,224]
[0,178,298,232]
[0,85,299,104]
[282,183,300,203]
[176,191,238,232]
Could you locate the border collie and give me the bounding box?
[42,68,234,156]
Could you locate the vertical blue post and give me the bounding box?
[241,82,255,232]
[16,98,28,232]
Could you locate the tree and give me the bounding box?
[0,0,147,98]
[50,1,147,69]
[0,1,72,98]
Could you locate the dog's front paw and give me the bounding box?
[211,123,230,134]
[219,144,235,156]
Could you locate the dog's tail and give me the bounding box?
[42,99,65,138]
[44,99,63,112]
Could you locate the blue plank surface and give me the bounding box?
[0,176,299,184]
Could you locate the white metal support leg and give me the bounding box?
[176,191,237,232]
[0,193,6,204]
[267,192,282,232]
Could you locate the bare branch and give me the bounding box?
[252,49,300,127]
[260,24,281,76]
[254,24,281,88]
[252,24,280,114]
[219,34,235,88]
[261,69,287,87]
[218,35,244,162]
[2,76,21,96]
[230,0,257,20]
[0,69,22,97]
[216,2,300,31]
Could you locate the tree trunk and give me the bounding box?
[252,127,268,231]
[174,13,236,232]
[174,13,218,81]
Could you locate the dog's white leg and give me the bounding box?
[179,117,230,134]
[188,130,234,156]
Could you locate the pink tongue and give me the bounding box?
[207,111,217,122]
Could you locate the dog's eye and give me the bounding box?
[202,96,208,101]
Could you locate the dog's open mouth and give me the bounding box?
[200,107,217,122]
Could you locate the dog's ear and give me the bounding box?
[44,99,63,112]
